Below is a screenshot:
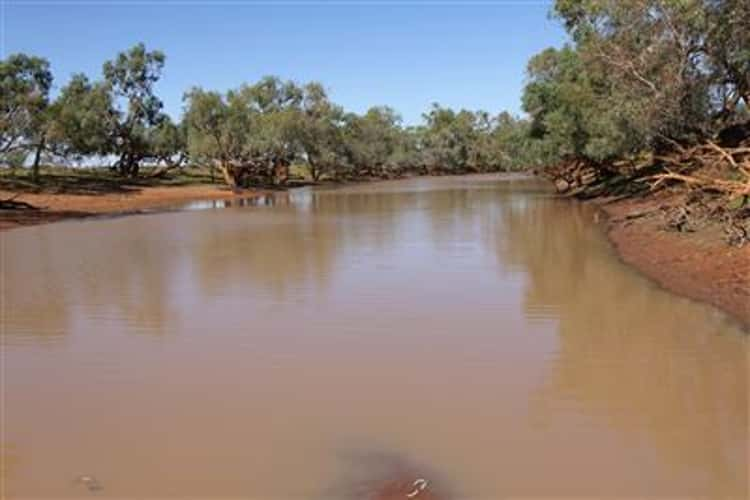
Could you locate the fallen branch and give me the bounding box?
[707,141,739,169]
[647,169,750,198]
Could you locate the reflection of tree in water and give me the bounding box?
[5,230,75,341]
[308,189,407,252]
[492,197,748,496]
[2,178,553,343]
[189,188,442,299]
[315,183,512,252]
[6,220,187,338]
[422,180,550,253]
[6,186,450,341]
[189,206,339,300]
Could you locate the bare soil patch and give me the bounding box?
[599,190,750,327]
[0,184,268,231]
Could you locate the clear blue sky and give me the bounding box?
[2,0,566,125]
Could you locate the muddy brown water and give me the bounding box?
[2,175,747,499]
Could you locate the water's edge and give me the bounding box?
[594,198,750,329]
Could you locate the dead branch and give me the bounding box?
[647,169,750,198]
[707,141,738,168]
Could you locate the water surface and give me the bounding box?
[3,175,747,498]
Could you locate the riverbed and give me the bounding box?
[3,174,747,498]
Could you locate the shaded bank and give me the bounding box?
[597,192,750,328]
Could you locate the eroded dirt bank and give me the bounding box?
[0,184,267,231]
[598,192,750,328]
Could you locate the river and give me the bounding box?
[2,174,747,498]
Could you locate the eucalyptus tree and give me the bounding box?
[184,77,303,188]
[553,0,719,148]
[421,104,500,173]
[704,0,750,121]
[389,125,423,175]
[297,82,347,181]
[0,53,53,180]
[52,73,116,161]
[342,106,403,178]
[148,117,189,176]
[420,104,457,171]
[183,88,249,188]
[241,77,303,184]
[520,0,750,170]
[522,46,603,163]
[102,43,169,176]
[491,112,538,171]
[49,44,175,176]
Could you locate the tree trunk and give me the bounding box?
[274,160,289,185]
[31,135,45,183]
[116,152,141,178]
[117,153,129,177]
[309,159,320,182]
[219,162,237,189]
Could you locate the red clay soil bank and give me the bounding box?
[0,184,267,231]
[600,195,750,327]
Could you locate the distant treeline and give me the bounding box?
[0,45,535,187]
[2,0,748,193]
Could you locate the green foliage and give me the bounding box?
[2,43,542,187]
[149,116,188,167]
[184,77,307,187]
[342,106,404,176]
[51,43,175,177]
[102,43,169,176]
[52,74,114,158]
[420,104,479,172]
[418,105,535,173]
[298,82,347,180]
[0,54,52,166]
[492,112,543,170]
[704,0,750,121]
[523,0,749,167]
[522,46,646,162]
[5,2,748,189]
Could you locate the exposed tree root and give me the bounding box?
[545,130,750,246]
[646,141,750,199]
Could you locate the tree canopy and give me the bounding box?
[524,0,749,166]
[5,1,746,193]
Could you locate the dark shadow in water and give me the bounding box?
[321,448,455,500]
